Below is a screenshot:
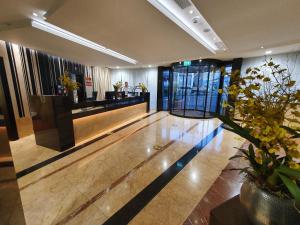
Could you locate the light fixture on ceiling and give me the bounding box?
[32,11,47,20]
[265,50,272,55]
[116,66,120,69]
[31,19,137,64]
[189,10,193,14]
[147,0,226,53]
[148,65,152,68]
[260,46,264,49]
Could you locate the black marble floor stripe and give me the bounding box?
[16,112,158,179]
[102,124,223,225]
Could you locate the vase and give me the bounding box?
[240,180,300,225]
[114,89,119,99]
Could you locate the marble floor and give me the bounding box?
[11,112,245,225]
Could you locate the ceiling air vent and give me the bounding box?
[192,16,201,24]
[215,41,226,50]
[174,0,191,9]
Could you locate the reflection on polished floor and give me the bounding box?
[11,112,244,225]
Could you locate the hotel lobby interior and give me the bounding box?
[1,0,300,225]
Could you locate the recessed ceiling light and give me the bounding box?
[260,46,264,49]
[189,10,193,14]
[199,59,202,62]
[147,0,226,53]
[31,19,137,64]
[32,12,38,17]
[265,50,272,55]
[116,66,120,69]
[148,65,152,68]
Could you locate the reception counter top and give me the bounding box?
[30,94,150,151]
[71,96,148,119]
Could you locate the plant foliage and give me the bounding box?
[59,71,80,92]
[113,81,122,91]
[219,59,300,209]
[139,83,148,93]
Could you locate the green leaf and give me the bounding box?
[262,77,271,82]
[248,144,261,170]
[278,174,300,209]
[229,155,247,160]
[234,147,250,156]
[276,165,300,179]
[281,125,300,138]
[267,170,279,187]
[217,115,261,147]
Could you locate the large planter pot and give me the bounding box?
[240,180,300,225]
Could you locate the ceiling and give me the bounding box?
[0,0,300,67]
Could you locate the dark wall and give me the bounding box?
[4,42,91,119]
[0,57,26,225]
[0,57,18,140]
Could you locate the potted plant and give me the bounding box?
[59,71,80,98]
[218,59,300,225]
[139,83,148,95]
[113,81,122,99]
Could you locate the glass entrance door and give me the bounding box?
[162,70,170,110]
[185,66,200,117]
[171,66,187,116]
[170,61,226,119]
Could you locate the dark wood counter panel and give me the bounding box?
[30,94,150,151]
[30,96,75,151]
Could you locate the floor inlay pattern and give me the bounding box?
[15,112,158,178]
[14,113,244,225]
[53,122,200,225]
[183,143,248,225]
[102,125,223,225]
[19,113,168,190]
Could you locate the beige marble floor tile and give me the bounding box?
[92,119,221,218]
[17,113,203,225]
[11,111,165,173]
[63,115,198,199]
[55,117,203,222]
[61,204,107,225]
[20,173,90,225]
[14,112,241,225]
[17,112,168,189]
[129,129,244,225]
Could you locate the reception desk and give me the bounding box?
[30,94,150,151]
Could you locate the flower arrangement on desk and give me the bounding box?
[139,83,148,93]
[113,81,122,92]
[218,59,300,224]
[59,71,80,93]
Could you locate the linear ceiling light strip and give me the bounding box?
[147,0,226,54]
[31,19,137,64]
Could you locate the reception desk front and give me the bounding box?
[30,94,150,151]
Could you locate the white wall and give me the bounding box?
[241,51,300,87]
[110,67,158,111]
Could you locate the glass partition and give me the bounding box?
[170,60,230,119]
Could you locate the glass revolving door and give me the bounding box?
[170,61,225,119]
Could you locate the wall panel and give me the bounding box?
[0,40,111,138]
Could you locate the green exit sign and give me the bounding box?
[183,60,191,66]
